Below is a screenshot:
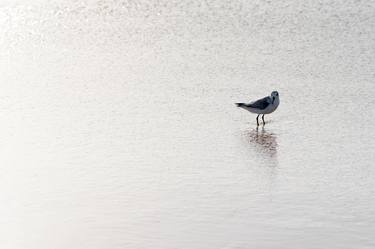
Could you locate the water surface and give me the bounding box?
[0,1,374,248]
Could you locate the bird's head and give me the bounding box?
[271,91,279,103]
[271,91,279,98]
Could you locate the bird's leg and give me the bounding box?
[262,114,265,125]
[256,114,260,126]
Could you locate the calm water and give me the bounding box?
[0,0,375,248]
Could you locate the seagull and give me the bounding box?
[236,91,280,126]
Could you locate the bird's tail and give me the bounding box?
[235,103,245,107]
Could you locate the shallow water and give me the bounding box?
[0,0,375,248]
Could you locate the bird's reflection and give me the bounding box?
[247,125,278,158]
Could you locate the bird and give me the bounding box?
[236,91,280,126]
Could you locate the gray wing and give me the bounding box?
[248,96,271,110]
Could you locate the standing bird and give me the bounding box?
[236,91,280,126]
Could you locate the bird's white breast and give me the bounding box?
[263,98,279,114]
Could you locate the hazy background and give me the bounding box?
[0,0,374,248]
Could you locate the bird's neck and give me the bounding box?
[273,97,279,106]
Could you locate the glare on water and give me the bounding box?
[0,0,374,249]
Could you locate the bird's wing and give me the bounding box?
[248,96,271,109]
